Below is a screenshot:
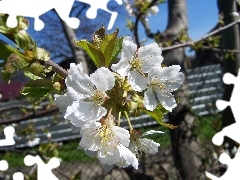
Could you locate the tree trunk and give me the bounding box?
[218,0,240,128]
[161,0,205,179]
[60,20,89,74]
[161,0,188,69]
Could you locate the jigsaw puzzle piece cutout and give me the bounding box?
[212,122,240,146]
[0,160,8,171]
[206,147,240,180]
[220,70,240,121]
[52,0,80,29]
[76,0,122,30]
[24,155,60,180]
[12,172,24,180]
[213,69,240,146]
[0,126,15,147]
[0,0,79,30]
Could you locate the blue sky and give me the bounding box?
[0,0,219,60]
[111,0,219,41]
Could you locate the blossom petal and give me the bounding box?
[141,130,164,137]
[138,42,163,73]
[54,94,72,114]
[139,138,160,155]
[111,36,137,76]
[111,126,130,147]
[90,67,115,92]
[79,128,101,151]
[144,87,158,111]
[156,91,177,112]
[116,145,138,169]
[111,58,130,76]
[74,101,107,121]
[97,146,120,166]
[66,64,93,98]
[128,70,148,92]
[157,65,184,90]
[84,150,97,158]
[68,63,84,75]
[65,102,82,125]
[121,36,137,61]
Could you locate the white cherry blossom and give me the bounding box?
[55,63,115,126]
[111,36,163,92]
[146,0,159,16]
[144,65,184,112]
[78,114,138,170]
[129,130,163,157]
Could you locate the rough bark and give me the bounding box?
[218,0,240,128]
[161,0,188,69]
[161,0,204,179]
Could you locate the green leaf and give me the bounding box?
[75,26,122,68]
[21,86,52,103]
[14,30,35,50]
[2,53,29,81]
[0,40,22,61]
[0,15,29,41]
[23,70,42,80]
[23,62,47,80]
[75,40,105,67]
[99,29,119,67]
[110,36,123,65]
[21,79,54,103]
[0,14,14,34]
[144,105,177,129]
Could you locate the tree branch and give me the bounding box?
[162,19,240,51]
[201,46,240,53]
[44,60,69,78]
[140,16,155,39]
[133,0,159,47]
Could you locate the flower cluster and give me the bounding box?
[123,0,159,17]
[55,36,184,170]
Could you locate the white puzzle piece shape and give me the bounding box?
[76,0,123,30]
[212,69,240,146]
[206,148,240,180]
[0,126,15,147]
[0,0,123,31]
[0,0,79,30]
[0,160,8,171]
[206,69,240,179]
[24,155,60,180]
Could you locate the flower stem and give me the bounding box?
[123,111,133,131]
[118,111,121,126]
[44,60,68,78]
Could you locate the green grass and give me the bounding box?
[137,125,171,147]
[0,140,94,167]
[58,140,93,162]
[194,114,222,142]
[2,114,221,168]
[1,114,221,168]
[0,151,26,167]
[0,125,171,167]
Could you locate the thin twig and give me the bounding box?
[45,60,69,78]
[134,0,159,47]
[162,19,240,51]
[201,46,240,53]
